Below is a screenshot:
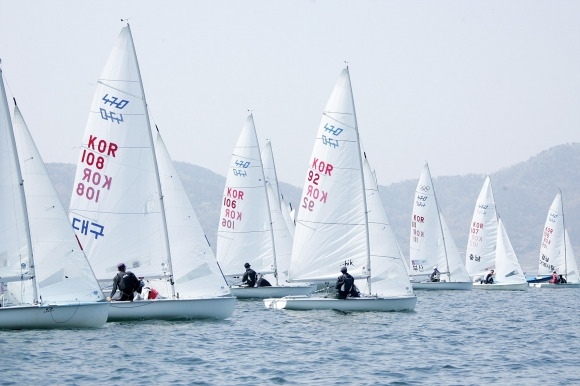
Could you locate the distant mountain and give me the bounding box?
[49,143,580,275]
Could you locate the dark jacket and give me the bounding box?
[111,271,140,301]
[242,268,257,287]
[335,273,354,299]
[256,276,272,287]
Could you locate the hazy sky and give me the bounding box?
[1,1,579,187]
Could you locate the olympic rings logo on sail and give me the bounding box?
[418,185,430,192]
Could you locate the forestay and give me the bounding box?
[289,68,370,282]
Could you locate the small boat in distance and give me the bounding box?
[0,63,109,329]
[530,191,580,288]
[468,177,527,291]
[409,163,472,290]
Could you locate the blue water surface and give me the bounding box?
[1,288,578,385]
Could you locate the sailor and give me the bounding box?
[430,266,441,282]
[549,271,560,284]
[256,274,272,287]
[107,263,141,301]
[242,263,257,287]
[335,266,355,299]
[484,269,495,284]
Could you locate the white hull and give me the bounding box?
[263,295,417,312]
[529,282,580,289]
[412,281,473,290]
[230,284,316,299]
[0,302,109,330]
[107,296,236,321]
[473,282,529,291]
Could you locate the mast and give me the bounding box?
[253,116,279,285]
[427,163,452,278]
[126,24,176,298]
[346,66,371,294]
[0,65,39,303]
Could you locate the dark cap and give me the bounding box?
[117,263,126,270]
[244,263,250,268]
[340,266,347,273]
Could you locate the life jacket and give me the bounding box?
[340,275,354,293]
[118,271,139,293]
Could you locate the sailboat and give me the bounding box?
[531,191,580,288]
[467,177,528,290]
[264,67,416,311]
[216,115,314,298]
[409,163,472,290]
[0,64,109,329]
[68,25,235,321]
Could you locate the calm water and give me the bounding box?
[1,288,578,385]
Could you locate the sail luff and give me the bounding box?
[125,24,175,297]
[345,67,371,294]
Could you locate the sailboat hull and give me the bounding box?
[473,282,529,291]
[529,283,580,289]
[0,302,109,330]
[230,284,316,299]
[107,296,236,321]
[263,295,417,312]
[412,281,473,290]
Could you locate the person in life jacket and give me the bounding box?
[335,266,355,299]
[242,263,257,287]
[484,269,495,284]
[549,271,560,284]
[256,274,272,287]
[430,266,441,282]
[107,263,141,301]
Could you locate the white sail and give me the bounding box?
[0,81,34,305]
[266,182,293,283]
[154,132,230,297]
[69,26,170,282]
[410,163,470,283]
[563,230,579,283]
[216,115,276,278]
[361,156,413,297]
[280,195,295,238]
[12,104,105,303]
[262,140,296,238]
[539,192,580,283]
[494,218,526,284]
[410,163,448,276]
[289,67,370,282]
[261,141,281,208]
[465,176,498,277]
[440,213,471,282]
[0,64,107,329]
